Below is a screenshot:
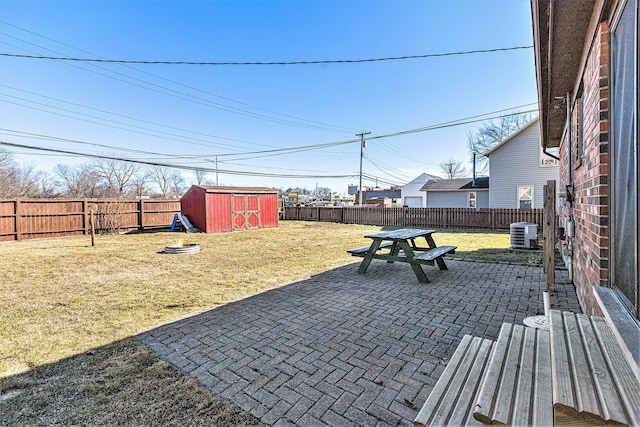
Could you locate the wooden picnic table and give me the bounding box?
[347,228,456,283]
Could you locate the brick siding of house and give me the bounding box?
[559,23,610,316]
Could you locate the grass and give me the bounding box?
[0,221,540,425]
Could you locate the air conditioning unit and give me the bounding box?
[510,222,539,249]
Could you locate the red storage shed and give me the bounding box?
[180,185,279,233]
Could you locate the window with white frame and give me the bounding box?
[468,191,476,208]
[540,145,559,167]
[518,186,533,209]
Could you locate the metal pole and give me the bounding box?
[357,131,370,206]
[215,156,219,185]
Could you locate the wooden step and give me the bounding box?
[550,310,640,425]
[414,335,494,427]
[473,323,553,426]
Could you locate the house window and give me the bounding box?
[540,146,559,167]
[468,191,476,208]
[518,186,533,209]
[610,0,639,317]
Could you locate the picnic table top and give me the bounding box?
[364,228,436,240]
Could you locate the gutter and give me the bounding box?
[543,147,560,161]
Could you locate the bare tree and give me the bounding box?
[0,151,59,198]
[55,163,104,197]
[31,169,59,197]
[127,170,151,198]
[439,158,467,179]
[0,150,18,197]
[149,166,171,198]
[169,171,186,198]
[93,160,139,197]
[315,186,332,199]
[467,112,532,173]
[13,164,56,197]
[196,170,209,185]
[0,148,14,169]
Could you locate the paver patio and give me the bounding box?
[139,259,581,426]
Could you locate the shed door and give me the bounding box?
[231,195,261,230]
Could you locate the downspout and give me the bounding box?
[564,92,574,280]
[543,147,560,161]
[566,92,573,186]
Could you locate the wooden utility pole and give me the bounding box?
[357,131,371,206]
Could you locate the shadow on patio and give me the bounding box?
[139,259,580,426]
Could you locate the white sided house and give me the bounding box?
[400,173,440,207]
[420,176,489,209]
[486,117,559,209]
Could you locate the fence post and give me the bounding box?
[83,199,88,235]
[139,199,145,230]
[14,199,21,241]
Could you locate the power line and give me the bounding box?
[0,140,361,179]
[0,21,360,133]
[367,109,538,141]
[0,33,357,133]
[0,105,537,164]
[364,153,418,182]
[0,46,533,65]
[0,84,277,150]
[364,156,407,185]
[0,128,358,159]
[0,91,271,152]
[1,106,538,185]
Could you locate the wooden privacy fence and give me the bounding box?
[0,198,181,242]
[283,206,543,230]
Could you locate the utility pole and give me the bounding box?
[357,131,371,206]
[215,156,219,185]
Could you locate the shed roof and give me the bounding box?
[420,177,489,191]
[191,185,278,194]
[364,189,401,199]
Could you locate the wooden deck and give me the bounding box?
[415,309,640,426]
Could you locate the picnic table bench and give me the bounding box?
[347,228,456,283]
[415,308,640,426]
[347,241,394,256]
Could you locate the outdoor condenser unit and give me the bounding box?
[510,222,539,249]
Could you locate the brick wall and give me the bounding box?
[559,23,610,315]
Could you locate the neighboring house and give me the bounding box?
[486,117,560,209]
[531,0,639,346]
[400,173,440,207]
[358,188,401,206]
[420,177,489,209]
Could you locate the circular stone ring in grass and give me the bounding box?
[164,243,200,254]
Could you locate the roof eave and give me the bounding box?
[532,0,597,148]
[485,117,540,156]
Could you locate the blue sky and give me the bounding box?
[0,0,537,194]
